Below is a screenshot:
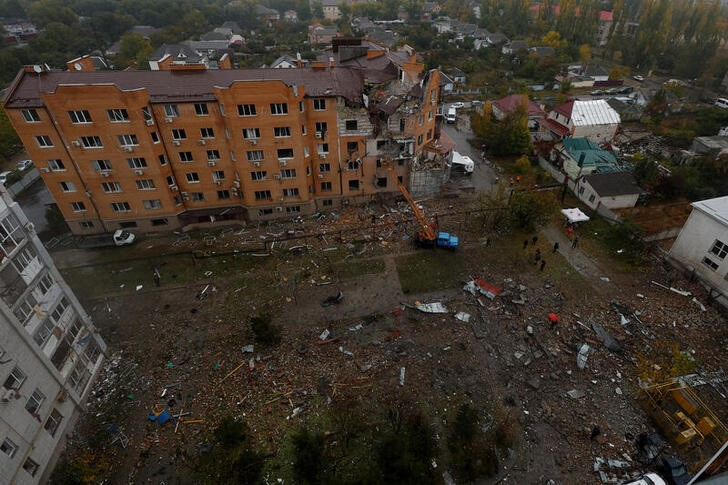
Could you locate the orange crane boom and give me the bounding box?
[383,161,437,242]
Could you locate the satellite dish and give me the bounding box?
[32,65,42,73]
[74,63,82,71]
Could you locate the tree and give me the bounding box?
[311,0,323,19]
[27,0,78,28]
[471,102,531,157]
[116,32,152,69]
[540,30,566,50]
[509,190,558,230]
[292,428,326,484]
[0,108,20,164]
[376,407,437,484]
[198,417,264,484]
[448,404,500,481]
[578,44,591,63]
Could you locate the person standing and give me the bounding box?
[523,239,529,249]
[553,242,559,253]
[572,235,579,249]
[532,235,538,246]
[540,259,546,271]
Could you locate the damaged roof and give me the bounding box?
[4,68,366,107]
[582,171,644,197]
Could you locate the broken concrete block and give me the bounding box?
[567,389,585,399]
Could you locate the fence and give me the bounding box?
[6,168,40,197]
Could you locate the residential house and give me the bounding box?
[0,191,106,484]
[283,10,298,22]
[474,32,508,49]
[606,98,643,122]
[545,99,620,143]
[597,11,613,46]
[256,4,280,25]
[220,21,242,34]
[669,196,728,307]
[366,30,398,47]
[149,44,209,70]
[690,136,728,156]
[269,55,308,69]
[502,40,529,55]
[449,68,466,85]
[321,0,343,20]
[528,46,555,58]
[1,19,38,45]
[575,171,643,210]
[308,24,340,45]
[185,39,234,57]
[439,72,455,94]
[433,17,454,34]
[491,94,545,131]
[422,1,442,20]
[351,17,377,34]
[550,137,620,179]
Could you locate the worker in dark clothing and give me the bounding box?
[553,242,559,253]
[572,235,579,248]
[532,235,538,245]
[153,269,160,287]
[540,259,546,271]
[534,249,541,264]
[523,239,529,249]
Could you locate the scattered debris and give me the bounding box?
[319,329,331,341]
[454,312,471,323]
[691,297,707,312]
[415,302,449,313]
[321,291,344,307]
[463,279,501,299]
[399,367,406,386]
[591,321,624,353]
[577,344,591,370]
[567,389,585,399]
[241,345,254,353]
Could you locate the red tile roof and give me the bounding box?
[492,94,545,117]
[553,99,575,118]
[543,118,570,137]
[599,10,613,22]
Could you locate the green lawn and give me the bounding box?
[395,250,467,294]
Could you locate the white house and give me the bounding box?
[669,196,728,307]
[545,99,621,143]
[575,172,643,210]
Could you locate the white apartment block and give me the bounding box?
[0,192,105,484]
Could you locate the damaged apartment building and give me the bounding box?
[2,40,451,235]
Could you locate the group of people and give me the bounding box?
[523,228,581,272]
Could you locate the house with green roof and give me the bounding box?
[552,137,620,179]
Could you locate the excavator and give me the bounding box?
[383,161,459,249]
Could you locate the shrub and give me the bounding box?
[292,427,326,484]
[250,312,281,346]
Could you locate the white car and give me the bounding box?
[17,159,33,171]
[450,102,465,109]
[623,473,666,485]
[633,75,645,82]
[0,171,12,186]
[715,98,728,110]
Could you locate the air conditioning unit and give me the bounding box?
[124,146,133,152]
[181,192,189,200]
[198,139,206,146]
[165,117,173,123]
[40,167,50,173]
[172,140,181,146]
[320,153,327,159]
[249,139,257,145]
[273,174,281,180]
[134,169,143,175]
[208,161,216,166]
[279,160,287,166]
[100,172,110,177]
[231,188,239,196]
[71,140,81,147]
[253,162,261,167]
[315,132,322,139]
[169,185,178,192]
[232,181,240,188]
[276,206,283,212]
[318,174,324,179]
[0,388,17,402]
[145,119,154,126]
[215,180,222,186]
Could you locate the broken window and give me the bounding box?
[703,257,719,271]
[347,141,358,153]
[710,240,728,259]
[347,160,360,171]
[345,120,357,130]
[348,180,360,191]
[376,177,387,187]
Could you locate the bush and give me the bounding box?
[376,408,437,484]
[509,190,558,230]
[598,219,645,265]
[250,312,281,346]
[447,404,500,481]
[214,416,249,448]
[292,427,326,484]
[198,416,263,484]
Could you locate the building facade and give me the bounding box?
[3,49,442,234]
[0,192,105,483]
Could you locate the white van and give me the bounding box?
[715,98,728,109]
[445,107,457,123]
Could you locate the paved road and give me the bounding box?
[14,178,55,233]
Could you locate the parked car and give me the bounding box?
[633,75,645,82]
[623,473,667,485]
[0,171,11,186]
[715,98,728,110]
[659,456,691,485]
[16,159,33,171]
[471,100,484,107]
[450,102,465,109]
[445,107,457,124]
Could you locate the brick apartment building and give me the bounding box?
[2,42,447,235]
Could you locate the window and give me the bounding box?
[247,150,264,162]
[277,148,294,159]
[164,104,179,117]
[186,172,200,183]
[119,134,139,146]
[92,159,112,171]
[37,273,53,294]
[151,219,169,226]
[101,181,122,193]
[33,319,54,347]
[259,208,273,216]
[0,214,24,255]
[171,129,187,140]
[142,106,152,121]
[80,136,102,148]
[60,181,76,193]
[710,240,728,259]
[320,181,332,191]
[283,188,299,198]
[347,141,358,153]
[347,159,360,170]
[207,150,220,161]
[418,114,424,125]
[399,118,406,132]
[299,101,305,112]
[703,257,719,271]
[237,104,256,116]
[243,128,260,139]
[119,221,137,228]
[22,458,39,476]
[322,199,333,207]
[349,180,360,191]
[251,171,267,181]
[22,109,40,122]
[319,163,330,173]
[200,127,214,138]
[274,127,291,137]
[254,190,272,200]
[25,389,45,415]
[286,206,301,213]
[68,110,92,123]
[588,194,596,203]
[270,103,288,115]
[191,192,204,202]
[48,159,65,171]
[143,199,162,210]
[71,201,86,212]
[212,170,225,182]
[428,111,433,120]
[313,98,326,111]
[44,409,63,437]
[107,109,129,122]
[302,125,307,135]
[151,132,159,143]
[166,176,176,187]
[36,135,53,148]
[127,157,147,169]
[318,143,329,154]
[111,202,131,212]
[345,120,357,130]
[304,146,310,157]
[417,134,423,145]
[3,366,25,390]
[158,154,168,166]
[194,103,209,116]
[79,221,94,229]
[217,190,230,199]
[315,121,328,134]
[179,152,194,162]
[0,439,17,458]
[281,168,297,179]
[12,246,37,274]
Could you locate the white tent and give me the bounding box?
[561,208,590,223]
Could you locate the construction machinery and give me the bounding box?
[382,161,459,249]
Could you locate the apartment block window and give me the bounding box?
[33,319,54,347]
[44,409,63,437]
[323,199,333,207]
[347,159,360,170]
[428,111,433,121]
[119,222,137,228]
[417,134,423,145]
[142,106,152,121]
[0,439,17,458]
[427,129,432,140]
[200,127,215,138]
[299,101,305,112]
[319,163,330,173]
[25,389,45,415]
[286,206,301,213]
[36,135,53,148]
[22,458,39,477]
[237,104,256,116]
[283,188,299,198]
[320,181,332,191]
[274,127,291,137]
[158,154,168,166]
[315,121,328,134]
[136,179,155,190]
[588,194,596,203]
[251,171,267,181]
[68,110,92,124]
[119,134,139,147]
[345,120,357,130]
[217,190,230,199]
[254,190,272,200]
[171,129,187,140]
[79,221,94,229]
[48,159,65,171]
[111,202,131,212]
[127,157,147,169]
[419,114,424,125]
[710,240,728,259]
[302,125,307,135]
[102,182,121,193]
[281,168,296,179]
[277,148,294,159]
[186,172,200,183]
[60,181,76,193]
[50,298,68,323]
[243,128,261,139]
[179,152,194,162]
[304,146,310,157]
[399,118,406,132]
[151,219,169,226]
[166,176,175,187]
[347,141,358,153]
[151,132,159,143]
[143,199,162,210]
[207,150,220,161]
[270,103,288,115]
[92,159,112,171]
[191,192,204,202]
[164,104,179,117]
[107,109,129,122]
[80,136,102,148]
[259,208,273,216]
[247,150,264,162]
[313,98,326,111]
[194,103,209,116]
[12,246,37,274]
[703,257,719,271]
[212,170,225,182]
[37,273,53,294]
[71,201,86,212]
[3,366,25,390]
[318,143,329,154]
[22,109,40,122]
[349,180,360,191]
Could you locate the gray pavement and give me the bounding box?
[14,178,55,233]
